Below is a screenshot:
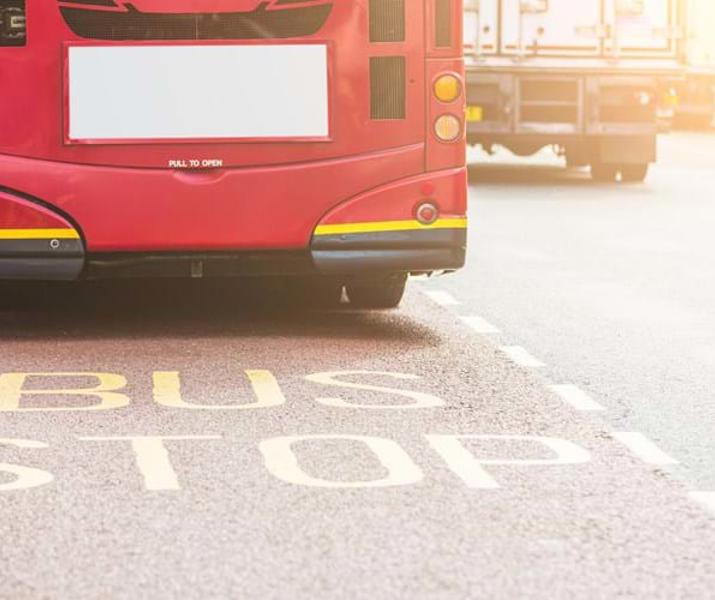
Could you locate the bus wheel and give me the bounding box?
[287,277,343,308]
[620,164,649,183]
[346,274,407,310]
[590,162,618,182]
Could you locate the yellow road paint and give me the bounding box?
[426,435,592,489]
[0,433,600,492]
[152,370,286,410]
[259,435,424,488]
[0,369,441,412]
[0,373,130,412]
[313,217,467,236]
[0,439,53,491]
[305,371,444,409]
[79,435,222,491]
[0,228,80,240]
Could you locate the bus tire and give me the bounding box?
[620,163,649,183]
[287,277,343,308]
[346,274,407,310]
[590,162,618,182]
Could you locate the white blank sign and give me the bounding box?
[68,44,329,141]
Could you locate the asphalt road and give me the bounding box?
[1,133,715,599]
[436,131,715,490]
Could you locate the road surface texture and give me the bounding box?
[436,131,715,489]
[1,132,714,599]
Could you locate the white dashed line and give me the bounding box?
[549,384,605,411]
[611,432,679,465]
[689,492,715,517]
[499,346,545,368]
[460,315,500,334]
[423,290,461,306]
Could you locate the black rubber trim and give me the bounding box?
[59,1,334,41]
[312,248,465,274]
[82,243,466,280]
[60,0,116,6]
[312,228,467,251]
[85,250,316,279]
[0,189,87,281]
[0,239,84,258]
[0,239,85,280]
[0,257,84,281]
[311,228,466,272]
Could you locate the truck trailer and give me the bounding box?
[463,0,686,182]
[670,0,715,128]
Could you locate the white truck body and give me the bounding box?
[465,0,682,59]
[670,0,715,126]
[686,0,715,67]
[463,0,687,180]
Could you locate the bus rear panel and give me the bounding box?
[0,0,467,284]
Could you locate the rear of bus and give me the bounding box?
[0,0,467,308]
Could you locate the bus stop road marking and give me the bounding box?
[423,290,461,307]
[499,346,545,368]
[611,432,679,466]
[549,384,606,412]
[689,492,715,517]
[460,315,501,334]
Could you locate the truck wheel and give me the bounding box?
[565,145,589,168]
[566,155,588,169]
[620,164,649,183]
[590,163,618,182]
[346,274,407,310]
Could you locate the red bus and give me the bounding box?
[0,0,467,308]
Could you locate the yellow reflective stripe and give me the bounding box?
[0,229,80,240]
[314,218,467,236]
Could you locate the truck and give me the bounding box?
[463,0,687,182]
[670,0,715,128]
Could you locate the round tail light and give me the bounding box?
[434,114,462,142]
[416,202,439,225]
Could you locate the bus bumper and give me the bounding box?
[310,167,468,275]
[0,193,84,281]
[0,166,467,280]
[311,228,466,274]
[0,250,84,281]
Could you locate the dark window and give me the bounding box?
[369,0,405,43]
[370,56,406,120]
[0,0,26,47]
[435,0,452,47]
[58,1,333,41]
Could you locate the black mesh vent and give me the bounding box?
[58,1,333,41]
[369,0,405,43]
[370,56,406,120]
[435,0,452,47]
[0,0,26,47]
